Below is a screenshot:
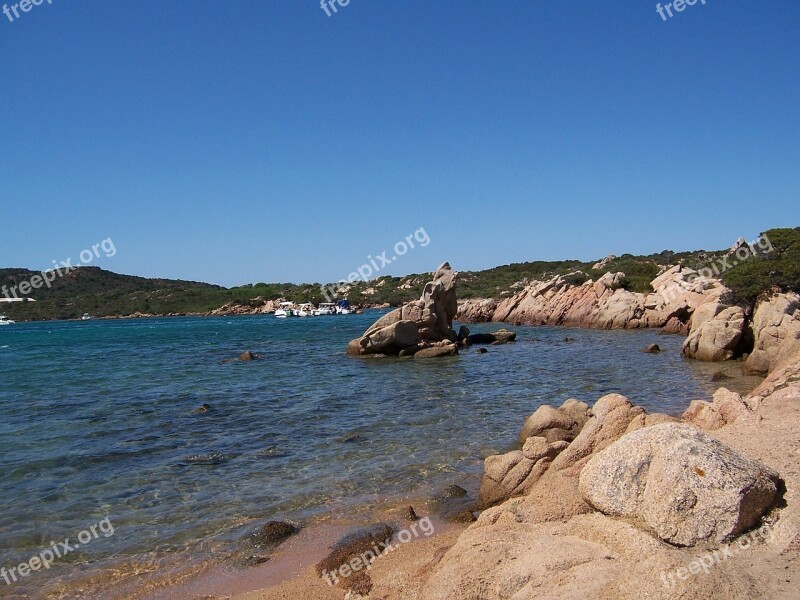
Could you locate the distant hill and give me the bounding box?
[2,227,798,321]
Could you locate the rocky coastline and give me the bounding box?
[458,263,800,374]
[217,260,800,600]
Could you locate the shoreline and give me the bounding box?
[212,359,798,600]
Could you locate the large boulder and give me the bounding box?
[682,304,746,362]
[579,423,781,546]
[745,292,800,375]
[346,263,459,356]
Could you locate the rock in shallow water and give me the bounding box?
[251,520,299,547]
[464,329,516,346]
[239,350,261,362]
[315,524,394,576]
[578,422,781,546]
[414,343,459,358]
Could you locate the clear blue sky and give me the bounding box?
[1,1,798,286]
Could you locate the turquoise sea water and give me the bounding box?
[0,313,730,597]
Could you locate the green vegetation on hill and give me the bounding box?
[722,227,800,304]
[0,268,326,321]
[2,227,797,321]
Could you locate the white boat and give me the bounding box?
[313,303,337,316]
[274,302,296,318]
[81,313,92,321]
[296,303,315,317]
[336,300,352,315]
[0,315,15,326]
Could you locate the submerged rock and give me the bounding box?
[464,329,517,346]
[184,451,231,466]
[315,524,394,576]
[251,520,299,547]
[239,350,262,362]
[414,343,459,358]
[191,403,211,414]
[642,343,661,354]
[431,485,476,522]
[579,422,781,546]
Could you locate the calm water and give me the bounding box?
[0,313,734,597]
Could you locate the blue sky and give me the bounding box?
[1,1,798,286]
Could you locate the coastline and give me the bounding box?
[209,354,799,600]
[203,265,800,599]
[4,262,798,598]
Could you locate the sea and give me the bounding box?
[0,312,757,598]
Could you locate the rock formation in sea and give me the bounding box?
[347,263,518,357]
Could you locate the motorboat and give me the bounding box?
[313,303,337,316]
[0,315,15,326]
[274,302,296,318]
[81,313,92,321]
[336,300,352,315]
[296,303,315,317]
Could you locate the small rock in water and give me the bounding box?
[239,350,261,362]
[255,445,290,459]
[251,520,299,547]
[242,555,271,566]
[341,433,367,443]
[185,451,229,465]
[712,370,732,381]
[191,403,211,414]
[643,343,661,354]
[439,484,468,499]
[414,343,459,358]
[563,337,576,343]
[403,505,419,521]
[476,348,488,354]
